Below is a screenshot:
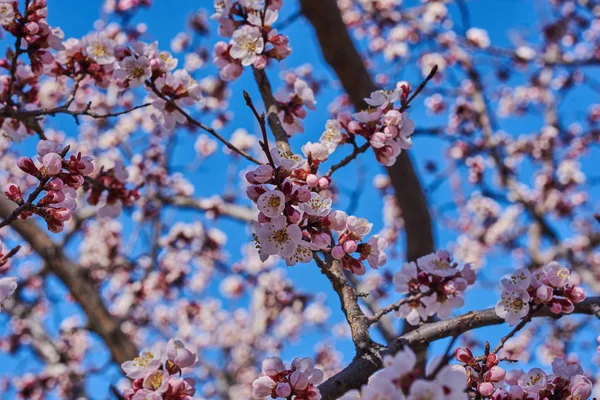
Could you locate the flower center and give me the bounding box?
[267,196,281,209]
[272,229,289,244]
[526,372,543,386]
[133,351,154,368]
[148,372,163,390]
[93,43,108,58]
[131,66,146,79]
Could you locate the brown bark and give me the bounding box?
[316,297,600,399]
[0,197,139,365]
[299,0,434,262]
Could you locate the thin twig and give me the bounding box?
[492,306,539,354]
[146,80,261,165]
[368,290,432,324]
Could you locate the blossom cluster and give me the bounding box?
[457,347,593,399]
[246,148,387,274]
[120,339,197,400]
[323,84,415,166]
[495,262,586,326]
[393,250,476,325]
[252,356,324,399]
[339,345,468,400]
[211,0,292,81]
[6,140,94,232]
[212,0,291,81]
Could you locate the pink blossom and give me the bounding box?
[519,368,547,393]
[166,339,196,369]
[257,189,286,218]
[256,216,302,258]
[544,261,570,288]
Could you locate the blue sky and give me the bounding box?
[1,0,599,398]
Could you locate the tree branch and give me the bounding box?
[317,297,600,400]
[0,196,139,365]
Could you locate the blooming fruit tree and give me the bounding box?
[0,0,600,399]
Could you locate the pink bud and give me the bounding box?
[318,177,330,189]
[337,112,352,125]
[17,157,40,176]
[383,110,402,126]
[548,301,563,314]
[245,171,258,184]
[347,120,363,134]
[295,186,311,203]
[485,353,499,368]
[262,357,285,376]
[77,156,94,176]
[290,371,308,391]
[332,246,345,260]
[287,208,302,224]
[25,22,40,35]
[275,382,292,398]
[246,185,264,202]
[306,174,319,187]
[4,183,23,204]
[343,240,358,254]
[42,153,63,176]
[51,207,72,222]
[327,210,347,231]
[485,366,506,382]
[536,284,554,302]
[455,348,475,365]
[46,178,64,191]
[569,286,586,303]
[254,164,274,183]
[478,382,495,397]
[312,233,331,250]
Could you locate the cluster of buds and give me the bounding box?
[211,0,292,81]
[0,0,65,75]
[457,347,593,399]
[393,250,476,325]
[246,147,387,274]
[319,83,416,166]
[495,262,586,326]
[252,357,324,400]
[6,140,94,233]
[339,345,468,400]
[456,346,507,397]
[120,339,197,400]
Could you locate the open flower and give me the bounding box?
[417,251,457,277]
[501,267,531,291]
[166,339,197,370]
[229,25,264,66]
[364,89,400,109]
[256,216,302,258]
[364,235,387,269]
[115,56,151,87]
[270,147,305,171]
[121,345,164,379]
[257,189,286,218]
[519,368,547,394]
[495,290,530,326]
[299,192,332,217]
